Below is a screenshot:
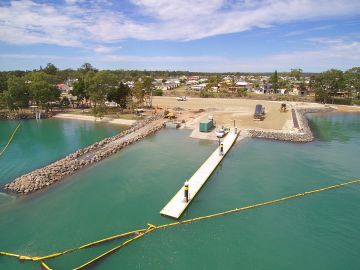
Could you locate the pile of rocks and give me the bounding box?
[0,112,50,120]
[3,115,164,194]
[246,107,334,142]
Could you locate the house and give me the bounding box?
[235,81,248,87]
[235,81,253,91]
[292,85,308,96]
[186,79,199,85]
[161,83,180,90]
[124,81,134,88]
[211,86,219,92]
[222,76,233,85]
[191,83,207,91]
[56,83,72,94]
[279,89,288,95]
[255,87,266,94]
[165,79,181,85]
[188,76,200,81]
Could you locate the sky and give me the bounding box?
[0,0,360,72]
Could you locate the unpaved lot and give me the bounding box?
[153,97,293,130]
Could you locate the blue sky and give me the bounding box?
[0,0,360,72]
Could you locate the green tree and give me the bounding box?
[133,80,145,105]
[289,68,303,80]
[142,77,153,92]
[236,88,247,97]
[79,63,97,74]
[344,67,360,98]
[87,71,118,107]
[107,82,131,109]
[43,63,58,75]
[314,69,344,103]
[1,76,29,110]
[0,72,8,93]
[71,77,88,100]
[269,70,279,91]
[27,72,60,107]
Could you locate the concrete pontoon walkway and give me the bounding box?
[160,129,239,219]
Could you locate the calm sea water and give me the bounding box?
[0,118,125,185]
[0,112,359,270]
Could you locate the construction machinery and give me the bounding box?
[253,104,265,121]
[164,110,176,119]
[280,103,287,112]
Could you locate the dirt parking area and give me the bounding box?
[153,97,293,131]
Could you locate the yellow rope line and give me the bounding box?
[40,261,52,270]
[0,122,21,158]
[30,229,148,262]
[73,226,155,270]
[0,179,359,270]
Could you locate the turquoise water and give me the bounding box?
[0,112,359,270]
[0,119,125,185]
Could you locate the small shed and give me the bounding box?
[199,119,214,132]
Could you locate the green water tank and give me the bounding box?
[199,119,214,132]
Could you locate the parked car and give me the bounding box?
[216,127,229,138]
[176,96,187,101]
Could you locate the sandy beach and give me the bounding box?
[334,105,360,112]
[53,113,136,125]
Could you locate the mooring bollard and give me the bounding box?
[184,181,189,202]
[220,142,224,156]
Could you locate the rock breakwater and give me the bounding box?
[3,115,164,194]
[246,107,334,142]
[0,112,50,120]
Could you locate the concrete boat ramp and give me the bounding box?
[160,129,239,219]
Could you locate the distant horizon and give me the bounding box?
[0,65,350,75]
[1,1,360,71]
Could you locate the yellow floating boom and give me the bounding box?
[0,122,21,158]
[0,179,359,270]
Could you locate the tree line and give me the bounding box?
[312,68,360,104]
[0,63,155,112]
[1,63,360,112]
[267,68,360,104]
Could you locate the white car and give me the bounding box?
[104,101,118,107]
[176,96,187,101]
[216,128,225,138]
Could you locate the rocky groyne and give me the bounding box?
[0,112,50,120]
[3,115,164,194]
[246,107,334,142]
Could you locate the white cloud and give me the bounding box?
[285,25,333,37]
[100,54,224,63]
[0,0,360,47]
[2,38,358,71]
[1,0,360,71]
[93,46,122,53]
[131,0,225,20]
[0,53,64,60]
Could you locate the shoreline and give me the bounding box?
[53,113,136,125]
[0,100,353,195]
[3,116,165,195]
[244,107,335,142]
